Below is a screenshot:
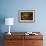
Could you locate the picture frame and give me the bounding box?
[18,10,35,23]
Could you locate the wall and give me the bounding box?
[0,0,46,32]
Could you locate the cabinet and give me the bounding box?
[4,32,43,46]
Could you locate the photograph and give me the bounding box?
[18,10,35,23]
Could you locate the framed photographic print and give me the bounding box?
[18,10,35,23]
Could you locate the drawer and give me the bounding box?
[4,35,24,40]
[4,40,24,46]
[32,40,43,46]
[24,40,43,46]
[4,40,16,46]
[25,35,43,40]
[4,40,16,45]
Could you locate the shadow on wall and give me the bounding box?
[0,16,5,46]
